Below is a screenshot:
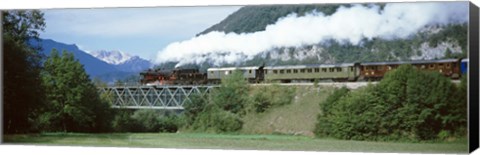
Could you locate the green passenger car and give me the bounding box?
[264,63,360,82]
[207,66,261,82]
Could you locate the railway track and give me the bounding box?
[250,80,461,89]
[110,80,460,90]
[250,82,377,89]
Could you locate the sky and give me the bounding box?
[40,6,241,61]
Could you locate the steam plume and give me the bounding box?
[155,2,468,67]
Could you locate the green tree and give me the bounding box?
[183,94,208,125]
[3,10,46,134]
[211,70,249,114]
[182,70,247,133]
[39,49,113,132]
[315,65,467,141]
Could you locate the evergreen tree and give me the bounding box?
[3,10,46,133]
[39,49,113,132]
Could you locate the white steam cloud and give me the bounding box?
[155,2,468,67]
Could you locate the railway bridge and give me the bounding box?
[99,85,218,110]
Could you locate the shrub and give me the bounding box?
[250,86,272,113]
[249,84,296,113]
[112,109,181,133]
[112,110,139,132]
[314,86,350,137]
[314,65,467,141]
[182,70,247,133]
[190,104,243,133]
[183,94,208,125]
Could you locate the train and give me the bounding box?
[140,58,469,85]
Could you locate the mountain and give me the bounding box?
[87,50,133,65]
[172,4,467,69]
[87,50,152,72]
[115,56,152,72]
[198,4,342,35]
[30,39,119,76]
[30,38,138,83]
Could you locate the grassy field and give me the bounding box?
[4,85,468,154]
[3,132,468,153]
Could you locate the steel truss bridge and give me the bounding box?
[99,85,217,110]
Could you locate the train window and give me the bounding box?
[329,68,334,72]
[265,70,268,74]
[280,70,284,74]
[446,63,451,68]
[350,67,354,72]
[438,63,444,68]
[307,69,312,73]
[300,69,305,73]
[314,68,320,72]
[322,68,327,72]
[249,70,252,74]
[287,69,291,73]
[293,69,298,73]
[378,66,383,70]
[210,71,214,74]
[336,68,342,72]
[273,70,278,74]
[429,64,435,69]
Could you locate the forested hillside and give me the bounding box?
[159,4,468,70]
[198,4,342,35]
[242,23,467,66]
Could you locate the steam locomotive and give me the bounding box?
[140,58,468,85]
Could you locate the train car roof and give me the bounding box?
[461,58,469,62]
[264,63,356,70]
[360,59,459,66]
[207,66,260,71]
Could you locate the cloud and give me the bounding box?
[154,2,468,67]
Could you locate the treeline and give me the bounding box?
[314,65,467,141]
